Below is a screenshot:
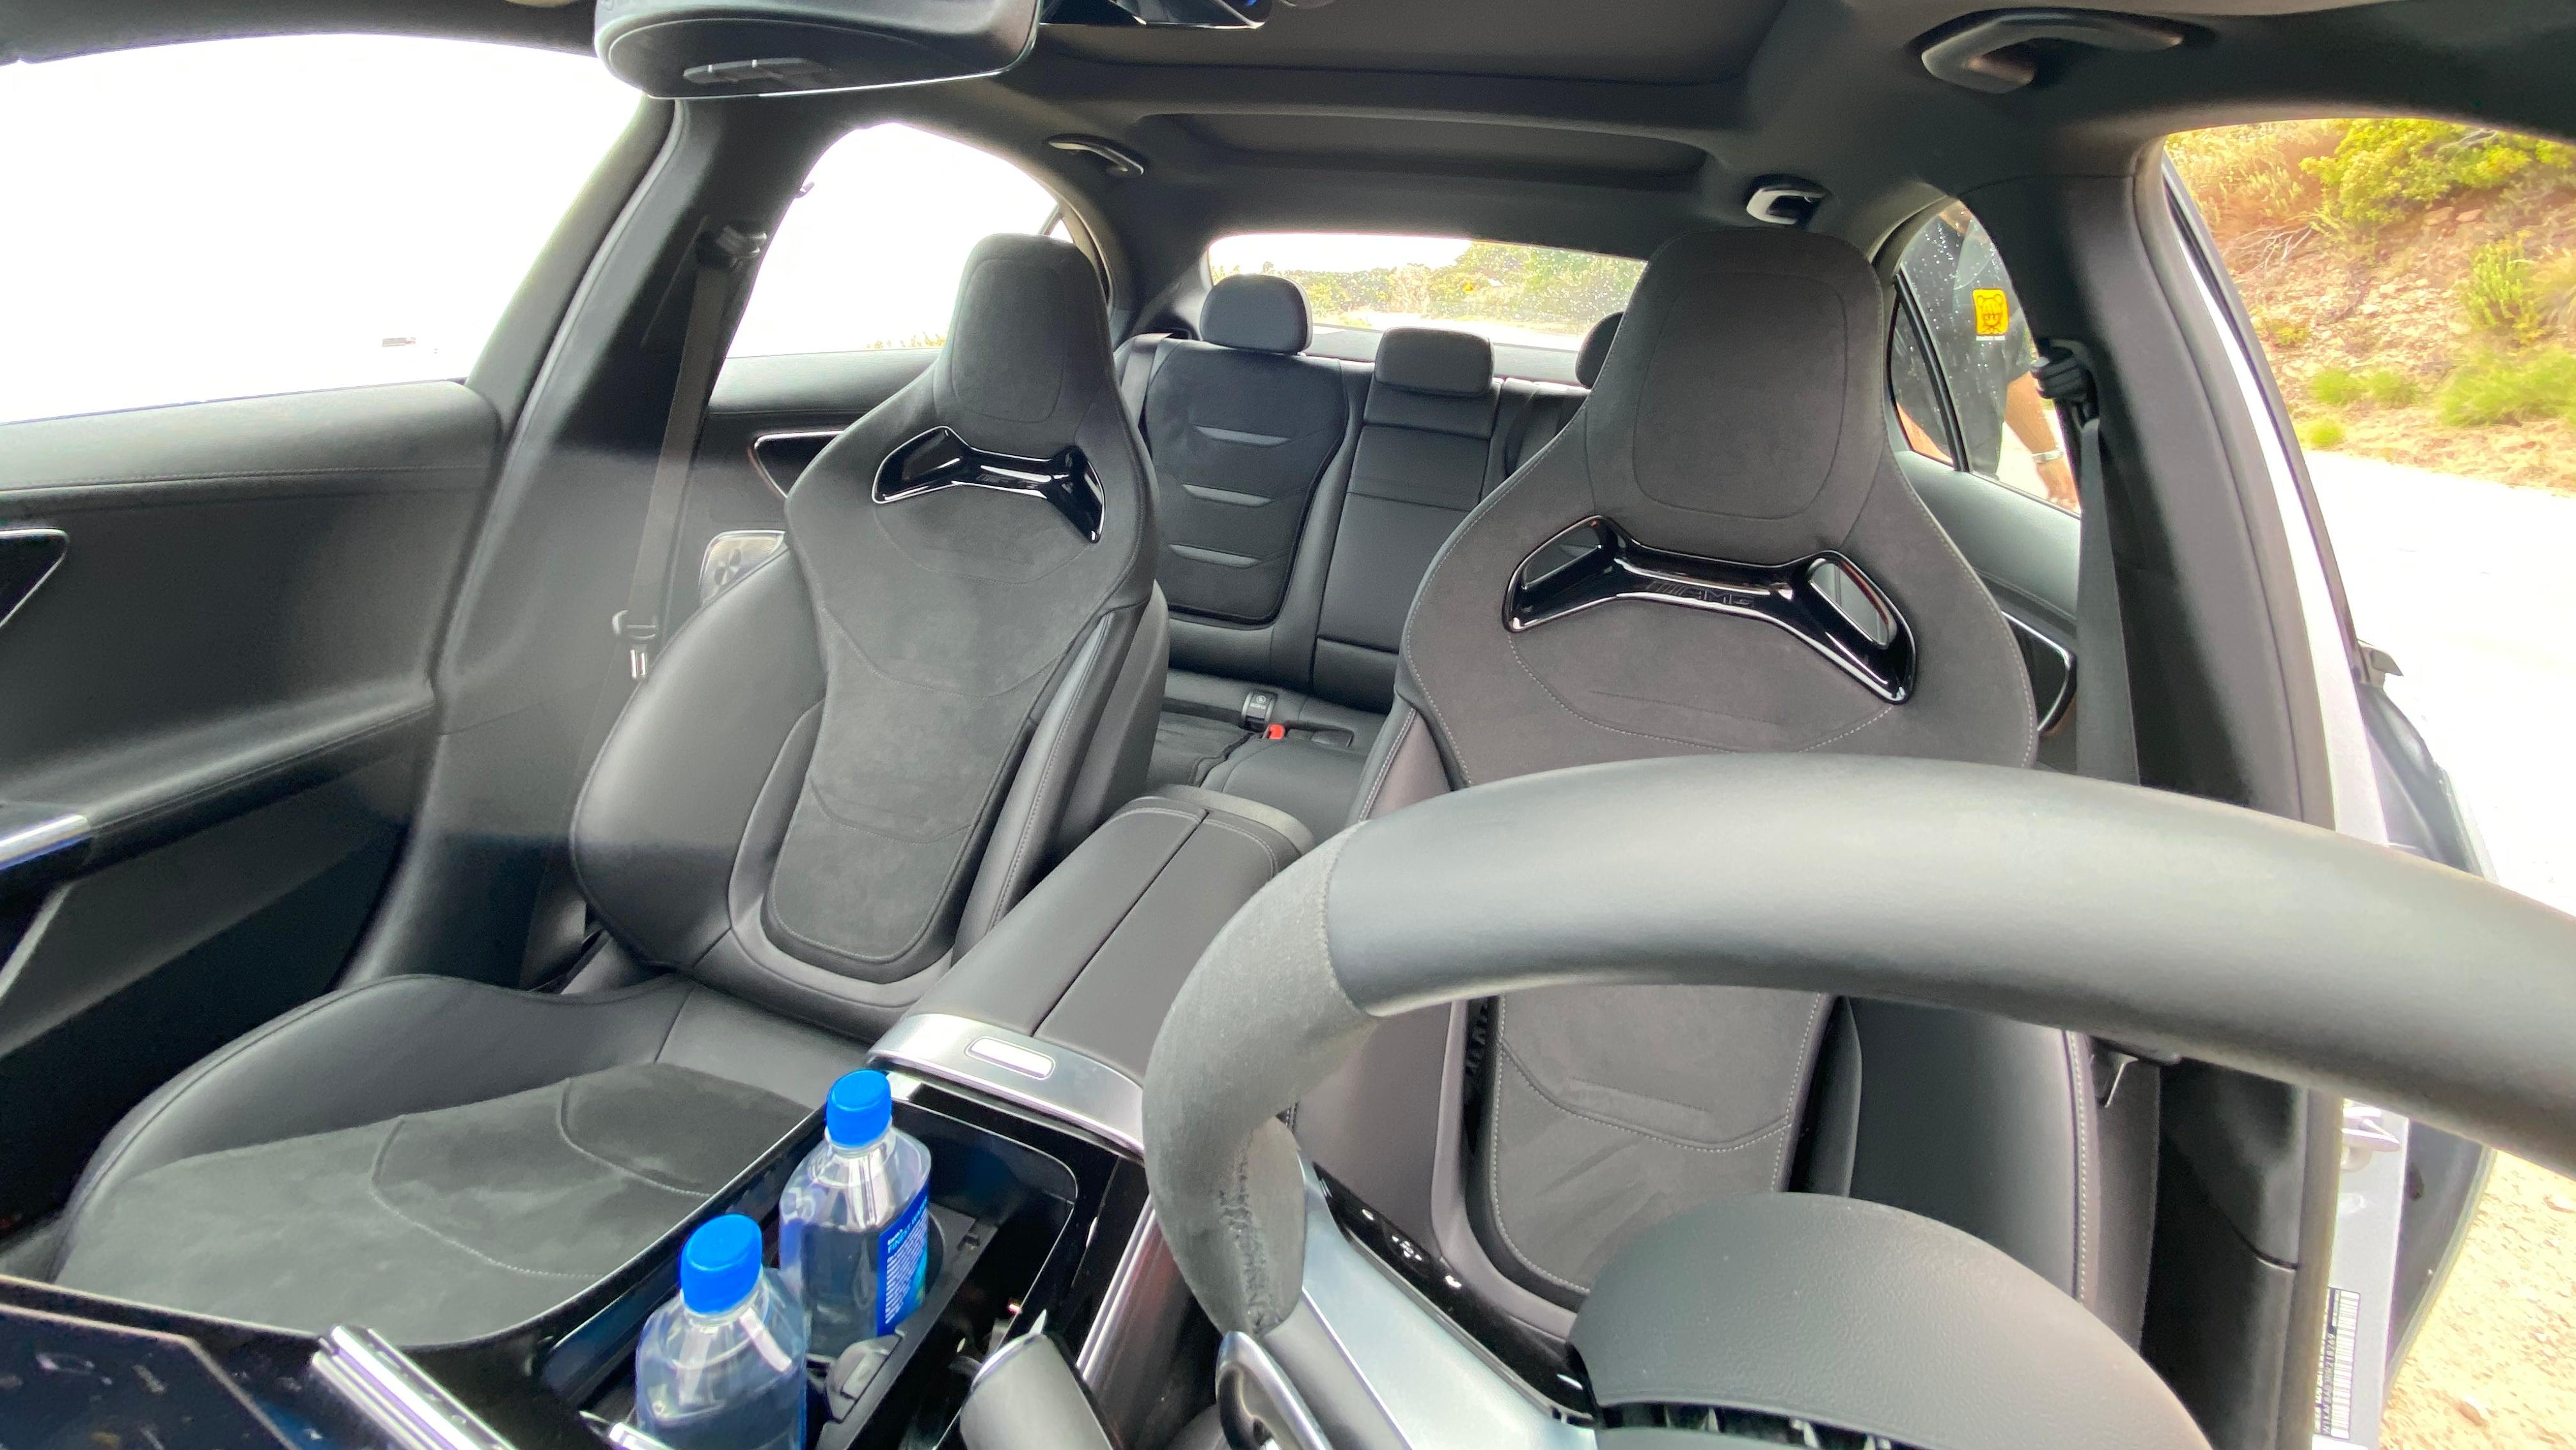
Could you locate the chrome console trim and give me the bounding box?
[311,1325,514,1450]
[1218,1331,1336,1450]
[869,1012,1143,1157]
[1296,1174,1595,1450]
[1074,1206,1161,1385]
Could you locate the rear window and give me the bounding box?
[1207,233,1641,370]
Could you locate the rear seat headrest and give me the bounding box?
[1202,274,1310,354]
[1375,327,1494,398]
[1576,311,1622,389]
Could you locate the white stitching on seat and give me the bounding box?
[551,1079,710,1196]
[2063,1031,2098,1306]
[1200,815,1285,876]
[365,1119,593,1281]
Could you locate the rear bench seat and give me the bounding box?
[1126,277,1623,836]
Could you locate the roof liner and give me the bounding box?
[1046,0,1789,84]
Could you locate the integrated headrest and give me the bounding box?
[1375,327,1494,398]
[931,233,1120,456]
[1202,274,1310,354]
[1577,229,1891,561]
[1576,311,1622,389]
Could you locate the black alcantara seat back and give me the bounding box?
[574,233,1163,1038]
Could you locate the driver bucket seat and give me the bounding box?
[42,235,1163,1345]
[1296,228,2137,1335]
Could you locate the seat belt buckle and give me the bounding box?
[611,610,659,681]
[1240,689,1276,732]
[1264,722,1288,741]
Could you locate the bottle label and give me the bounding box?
[872,1184,931,1336]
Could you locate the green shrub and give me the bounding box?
[2537,249,2576,334]
[2435,349,2576,426]
[2464,239,2547,343]
[2299,417,2348,450]
[2312,366,2423,408]
[2306,120,2576,235]
[2255,309,2312,349]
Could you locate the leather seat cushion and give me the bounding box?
[56,1063,803,1344]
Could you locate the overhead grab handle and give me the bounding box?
[1918,9,2189,94]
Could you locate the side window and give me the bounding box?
[728,125,1059,359]
[1889,206,2078,511]
[0,36,636,425]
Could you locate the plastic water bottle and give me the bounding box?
[632,1214,808,1450]
[778,1070,934,1359]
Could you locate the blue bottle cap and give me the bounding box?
[679,1213,764,1315]
[826,1070,893,1149]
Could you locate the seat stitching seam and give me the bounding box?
[1773,994,1831,1187]
[986,629,1103,934]
[366,1120,592,1281]
[1485,1008,1588,1293]
[1793,703,1896,753]
[552,1080,711,1196]
[1888,472,2039,766]
[1198,815,1285,875]
[2064,1031,2097,1304]
[1355,705,1410,816]
[1504,635,1740,753]
[1492,1034,1792,1155]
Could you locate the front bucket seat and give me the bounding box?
[44,235,1163,1344]
[1298,228,2132,1334]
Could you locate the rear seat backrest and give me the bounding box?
[1312,327,1501,709]
[1140,276,1351,626]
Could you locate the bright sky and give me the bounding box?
[731,125,1057,356]
[0,38,1060,422]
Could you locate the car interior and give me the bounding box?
[3,1,2573,1449]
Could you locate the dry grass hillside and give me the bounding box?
[2169,121,2576,488]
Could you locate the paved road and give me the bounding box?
[2308,453,2576,916]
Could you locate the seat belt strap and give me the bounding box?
[614,222,767,680]
[2036,345,2139,785]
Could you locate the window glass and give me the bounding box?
[1891,206,2077,511]
[0,36,636,425]
[1207,233,1642,356]
[729,125,1058,358]
[1887,307,1960,469]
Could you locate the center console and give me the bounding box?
[0,787,1308,1450]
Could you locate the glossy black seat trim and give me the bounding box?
[1505,516,1916,703]
[874,426,1106,542]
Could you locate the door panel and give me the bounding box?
[662,348,932,635]
[0,380,497,1233]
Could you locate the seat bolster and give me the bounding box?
[54,974,701,1270]
[1842,1003,2105,1315]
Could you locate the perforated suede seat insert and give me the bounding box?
[54,1064,804,1345]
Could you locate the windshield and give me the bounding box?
[1207,233,1642,354]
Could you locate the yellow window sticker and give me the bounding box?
[1972,288,2011,338]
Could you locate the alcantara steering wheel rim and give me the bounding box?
[1138,753,2576,1449]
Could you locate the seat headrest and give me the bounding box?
[1202,274,1310,354]
[931,233,1120,456]
[1577,228,1892,561]
[1576,311,1622,389]
[1375,327,1493,398]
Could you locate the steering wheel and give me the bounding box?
[1140,754,2576,1450]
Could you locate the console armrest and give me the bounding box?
[912,788,1311,1082]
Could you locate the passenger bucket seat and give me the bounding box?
[43,235,1163,1345]
[1298,228,2134,1336]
